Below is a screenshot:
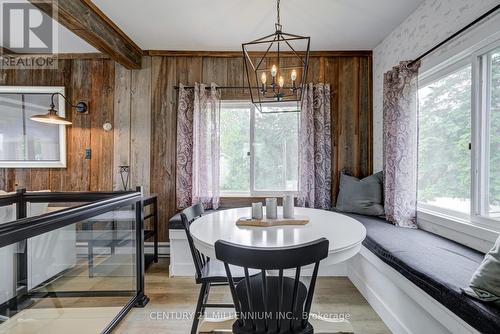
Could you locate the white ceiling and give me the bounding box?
[0,0,97,53]
[91,0,425,51]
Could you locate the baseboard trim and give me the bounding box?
[169,262,348,277]
[145,241,170,255]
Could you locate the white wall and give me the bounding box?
[372,0,499,171]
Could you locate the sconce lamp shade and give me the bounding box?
[30,108,72,125]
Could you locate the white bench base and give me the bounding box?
[170,231,481,334]
[347,246,480,334]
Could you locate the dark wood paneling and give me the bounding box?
[0,59,116,193]
[1,52,372,243]
[151,53,372,241]
[151,57,178,243]
[90,60,115,191]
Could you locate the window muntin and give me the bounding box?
[486,47,500,220]
[219,101,299,195]
[418,65,472,215]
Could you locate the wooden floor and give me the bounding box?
[114,258,391,334]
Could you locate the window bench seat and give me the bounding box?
[168,209,500,333]
[345,213,500,334]
[168,210,218,230]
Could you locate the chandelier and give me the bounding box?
[242,0,310,113]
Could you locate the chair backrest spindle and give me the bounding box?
[302,261,320,329]
[261,270,268,332]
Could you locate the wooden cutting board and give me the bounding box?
[236,216,309,227]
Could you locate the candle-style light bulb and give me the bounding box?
[261,72,267,85]
[291,69,297,82]
[271,64,277,77]
[278,76,284,88]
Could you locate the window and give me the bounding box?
[0,86,67,168]
[418,39,500,226]
[220,101,299,195]
[418,65,472,216]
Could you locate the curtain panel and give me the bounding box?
[383,61,420,228]
[297,83,332,209]
[176,83,221,210]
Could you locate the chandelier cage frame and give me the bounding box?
[242,0,310,113]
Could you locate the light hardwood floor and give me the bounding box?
[114,258,391,334]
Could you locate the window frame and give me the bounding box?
[0,86,67,168]
[417,37,500,230]
[417,58,473,221]
[219,100,299,197]
[471,40,500,229]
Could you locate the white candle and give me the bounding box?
[278,76,284,88]
[291,69,297,82]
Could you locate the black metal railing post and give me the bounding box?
[15,188,27,220]
[14,188,28,311]
[134,186,149,307]
[153,196,158,262]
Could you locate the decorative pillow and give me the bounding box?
[335,171,384,216]
[462,235,500,305]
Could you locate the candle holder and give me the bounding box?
[252,202,263,220]
[258,69,300,102]
[119,165,130,191]
[283,194,295,219]
[265,198,278,219]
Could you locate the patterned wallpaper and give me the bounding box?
[372,0,499,171]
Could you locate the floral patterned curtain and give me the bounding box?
[383,61,420,228]
[176,83,220,210]
[176,84,194,210]
[297,83,332,209]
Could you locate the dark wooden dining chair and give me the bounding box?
[214,238,329,334]
[181,204,256,334]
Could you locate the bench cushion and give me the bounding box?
[168,209,218,229]
[345,213,500,334]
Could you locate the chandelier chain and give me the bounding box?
[277,0,280,25]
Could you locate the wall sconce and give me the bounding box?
[30,92,88,125]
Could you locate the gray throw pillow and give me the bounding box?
[335,171,384,216]
[462,235,500,305]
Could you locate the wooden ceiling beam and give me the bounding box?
[29,0,142,69]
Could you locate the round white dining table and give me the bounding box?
[189,207,366,266]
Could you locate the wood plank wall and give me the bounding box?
[144,54,373,241]
[0,59,115,192]
[0,54,372,242]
